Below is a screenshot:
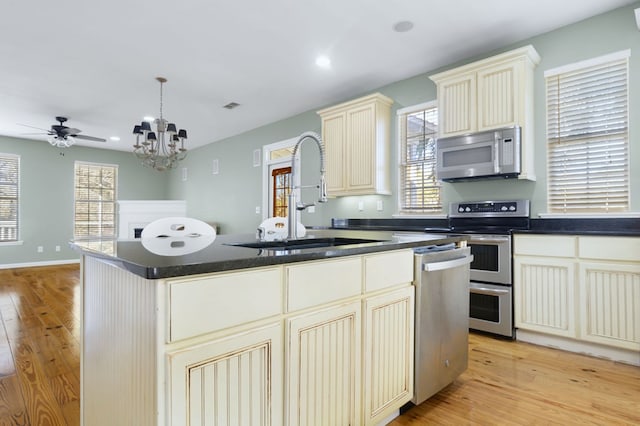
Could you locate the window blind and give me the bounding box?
[0,154,19,242]
[398,103,441,213]
[74,162,118,239]
[546,52,629,213]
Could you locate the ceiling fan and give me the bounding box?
[20,116,107,148]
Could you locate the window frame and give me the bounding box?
[395,100,443,216]
[544,50,631,216]
[73,161,118,240]
[0,153,20,243]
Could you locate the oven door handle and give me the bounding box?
[423,255,473,272]
[470,286,510,296]
[467,236,510,244]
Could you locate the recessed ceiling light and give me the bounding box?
[393,21,414,33]
[143,116,154,122]
[110,136,120,141]
[315,55,331,69]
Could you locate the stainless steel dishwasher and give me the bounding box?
[412,244,473,405]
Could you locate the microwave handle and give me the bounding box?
[494,137,500,173]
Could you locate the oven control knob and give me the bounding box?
[465,207,471,212]
[509,205,516,211]
[501,206,508,211]
[458,207,464,212]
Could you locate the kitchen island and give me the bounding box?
[72,230,468,426]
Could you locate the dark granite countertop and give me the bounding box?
[71,229,467,280]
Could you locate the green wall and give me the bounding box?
[0,136,171,266]
[3,3,639,265]
[168,2,640,233]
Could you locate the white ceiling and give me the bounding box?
[0,0,635,152]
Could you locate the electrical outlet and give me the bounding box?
[307,205,315,213]
[37,246,43,253]
[357,201,364,211]
[55,245,61,252]
[377,200,384,211]
[212,159,219,175]
[255,206,261,214]
[181,167,188,181]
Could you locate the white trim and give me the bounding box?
[391,213,447,219]
[544,49,630,77]
[396,100,437,116]
[74,159,120,169]
[538,212,640,219]
[0,258,80,270]
[516,329,639,366]
[0,240,23,246]
[261,137,299,221]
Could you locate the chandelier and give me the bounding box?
[132,77,187,171]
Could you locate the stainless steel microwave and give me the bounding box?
[436,126,521,182]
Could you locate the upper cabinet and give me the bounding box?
[430,45,541,181]
[317,93,393,196]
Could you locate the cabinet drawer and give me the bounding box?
[286,257,362,312]
[578,236,640,262]
[168,267,282,342]
[364,249,413,292]
[514,235,576,257]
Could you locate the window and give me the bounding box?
[0,154,19,242]
[272,166,291,217]
[546,50,629,214]
[74,162,118,239]
[397,102,441,214]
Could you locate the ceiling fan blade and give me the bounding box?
[20,132,49,135]
[61,127,82,135]
[74,134,107,142]
[17,123,50,132]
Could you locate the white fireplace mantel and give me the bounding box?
[117,200,187,240]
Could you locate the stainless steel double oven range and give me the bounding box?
[443,200,530,339]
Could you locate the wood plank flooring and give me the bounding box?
[0,265,639,425]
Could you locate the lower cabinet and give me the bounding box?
[167,322,283,426]
[286,301,362,426]
[363,287,415,426]
[513,234,640,353]
[163,249,416,425]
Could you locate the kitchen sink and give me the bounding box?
[226,237,385,250]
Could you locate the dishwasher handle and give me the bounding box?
[422,254,473,272]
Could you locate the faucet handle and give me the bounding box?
[297,202,315,211]
[319,175,328,203]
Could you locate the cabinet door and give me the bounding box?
[514,256,576,337]
[286,301,362,426]
[363,286,415,426]
[476,60,521,131]
[579,262,640,351]
[438,72,476,136]
[322,111,347,194]
[346,103,376,191]
[167,323,283,426]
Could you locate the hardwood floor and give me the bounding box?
[0,265,638,425]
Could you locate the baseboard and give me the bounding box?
[0,259,80,270]
[516,329,640,366]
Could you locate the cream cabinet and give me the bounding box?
[513,234,640,354]
[430,45,540,181]
[286,301,362,426]
[167,323,283,426]
[363,286,415,425]
[317,93,393,196]
[81,248,417,425]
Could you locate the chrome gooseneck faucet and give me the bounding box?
[287,131,328,240]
